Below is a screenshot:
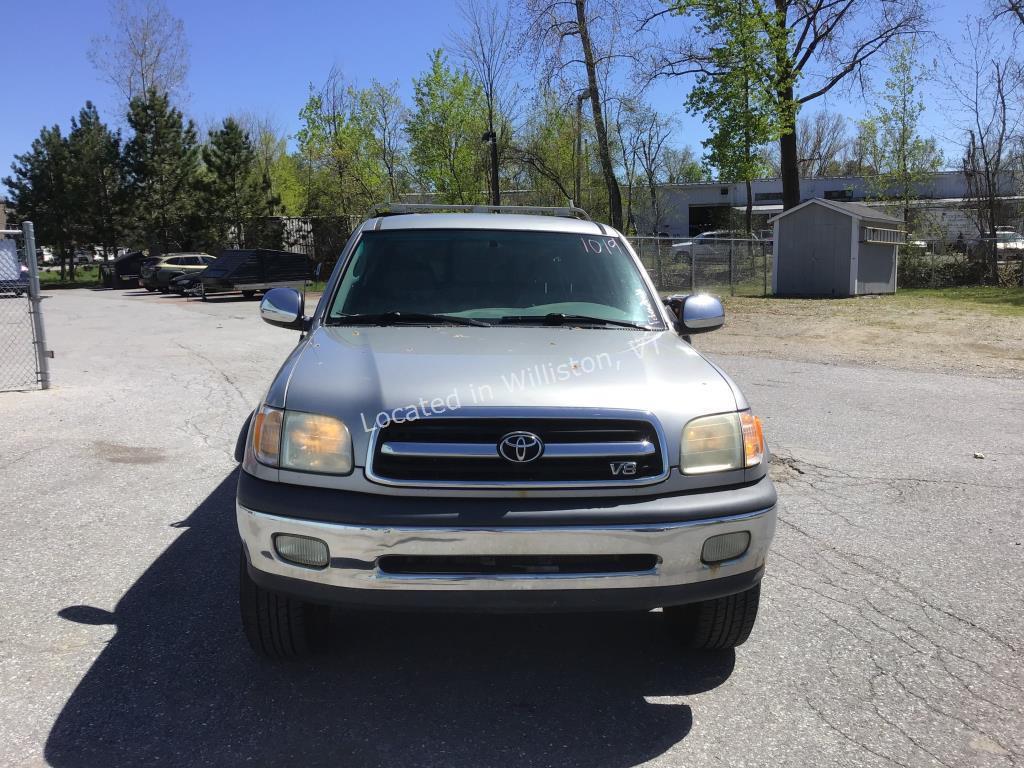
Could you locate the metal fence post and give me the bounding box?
[728,241,735,296]
[763,241,768,297]
[22,222,51,390]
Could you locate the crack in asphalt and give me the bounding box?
[769,448,1023,765]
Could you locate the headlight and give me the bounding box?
[681,411,765,474]
[252,405,353,475]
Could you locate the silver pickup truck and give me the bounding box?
[235,204,777,659]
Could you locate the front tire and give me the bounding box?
[241,290,256,299]
[664,582,761,650]
[239,550,328,659]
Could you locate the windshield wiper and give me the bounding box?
[498,313,654,330]
[326,311,490,327]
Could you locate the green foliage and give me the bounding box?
[123,89,202,252]
[295,75,407,216]
[67,102,126,252]
[663,147,710,184]
[4,125,75,265]
[677,0,794,186]
[268,152,304,215]
[201,117,279,248]
[406,50,488,204]
[897,251,988,288]
[513,91,581,204]
[859,41,943,223]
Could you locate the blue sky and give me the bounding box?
[0,0,998,189]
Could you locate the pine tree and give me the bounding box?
[67,102,126,258]
[123,89,201,253]
[3,125,77,278]
[202,118,278,249]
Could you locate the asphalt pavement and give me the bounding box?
[1,288,1021,768]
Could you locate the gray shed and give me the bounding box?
[769,199,904,297]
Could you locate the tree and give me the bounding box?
[683,0,783,234]
[4,126,76,278]
[634,108,675,234]
[202,118,278,249]
[236,113,304,215]
[612,100,645,232]
[123,89,201,252]
[526,0,625,229]
[67,102,125,258]
[945,18,1022,282]
[797,111,848,178]
[355,81,410,202]
[296,69,408,216]
[88,0,189,107]
[451,0,518,204]
[990,0,1024,26]
[860,41,943,224]
[509,89,583,205]
[645,0,928,209]
[406,50,488,204]
[663,146,708,183]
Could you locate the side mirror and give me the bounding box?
[664,293,725,335]
[260,287,305,330]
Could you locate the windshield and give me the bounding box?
[326,229,663,328]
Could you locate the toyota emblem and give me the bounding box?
[498,431,544,463]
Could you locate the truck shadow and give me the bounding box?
[46,471,734,768]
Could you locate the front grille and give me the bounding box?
[378,554,659,576]
[368,416,666,486]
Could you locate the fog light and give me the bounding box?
[701,531,751,564]
[274,534,329,569]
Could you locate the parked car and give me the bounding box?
[99,251,146,289]
[234,203,777,659]
[169,270,204,295]
[0,244,29,297]
[197,249,310,299]
[995,227,1024,253]
[140,253,216,292]
[670,230,763,263]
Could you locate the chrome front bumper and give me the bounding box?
[238,502,777,599]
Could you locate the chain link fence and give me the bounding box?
[0,223,49,392]
[629,236,774,297]
[897,237,1024,288]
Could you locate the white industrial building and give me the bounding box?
[637,171,1021,241]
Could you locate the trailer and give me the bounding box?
[198,249,310,299]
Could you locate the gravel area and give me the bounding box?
[702,295,1024,379]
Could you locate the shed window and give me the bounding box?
[861,227,903,244]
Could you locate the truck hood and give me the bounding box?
[277,325,741,461]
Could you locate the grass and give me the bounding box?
[893,287,1024,316]
[38,266,100,289]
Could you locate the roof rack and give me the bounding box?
[366,202,592,221]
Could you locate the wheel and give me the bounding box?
[239,549,328,659]
[145,286,156,292]
[241,290,256,299]
[664,582,761,650]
